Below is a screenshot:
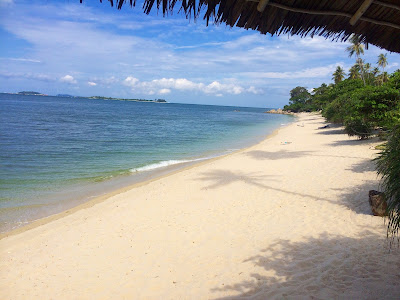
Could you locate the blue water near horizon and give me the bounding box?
[0,93,294,232]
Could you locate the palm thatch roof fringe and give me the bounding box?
[89,0,400,53]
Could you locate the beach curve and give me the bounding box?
[0,113,399,299]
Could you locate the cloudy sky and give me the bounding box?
[1,0,399,108]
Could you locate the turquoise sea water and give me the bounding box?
[0,94,294,232]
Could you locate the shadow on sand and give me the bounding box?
[315,124,345,136]
[330,179,380,215]
[211,231,399,299]
[347,158,377,174]
[327,137,379,147]
[244,149,313,160]
[245,149,366,161]
[197,170,378,215]
[197,169,328,203]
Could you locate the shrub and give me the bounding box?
[344,117,373,139]
[375,125,400,244]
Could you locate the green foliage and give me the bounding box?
[289,86,311,104]
[387,71,400,89]
[322,79,364,123]
[375,125,400,243]
[348,64,361,79]
[283,67,399,140]
[344,117,373,139]
[377,53,388,72]
[346,35,366,85]
[284,86,312,112]
[332,66,345,84]
[322,82,400,133]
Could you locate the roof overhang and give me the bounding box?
[91,0,400,53]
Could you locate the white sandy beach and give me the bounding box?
[1,113,399,299]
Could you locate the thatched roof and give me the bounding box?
[96,0,400,53]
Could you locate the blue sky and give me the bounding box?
[1,0,399,108]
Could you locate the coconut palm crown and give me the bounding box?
[332,66,345,84]
[377,53,388,73]
[346,35,366,85]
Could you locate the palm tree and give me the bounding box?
[332,66,345,84]
[348,64,361,79]
[364,62,371,73]
[377,53,388,73]
[346,34,365,85]
[377,53,388,84]
[372,67,380,77]
[372,67,380,85]
[364,62,372,84]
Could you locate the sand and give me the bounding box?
[1,113,399,299]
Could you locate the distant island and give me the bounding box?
[57,94,74,98]
[18,91,48,96]
[1,92,167,103]
[87,96,167,103]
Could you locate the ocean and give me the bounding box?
[0,94,294,232]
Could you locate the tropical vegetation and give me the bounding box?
[283,35,400,241]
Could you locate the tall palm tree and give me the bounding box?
[372,67,380,85]
[364,62,372,84]
[332,66,345,84]
[346,34,365,85]
[377,53,388,73]
[348,64,361,79]
[377,53,388,84]
[372,67,380,77]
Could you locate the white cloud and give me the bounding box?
[247,86,264,94]
[174,41,226,49]
[122,77,255,96]
[2,58,41,63]
[90,76,119,86]
[240,64,342,79]
[60,75,77,84]
[123,76,139,86]
[159,88,171,94]
[0,71,54,81]
[388,62,399,70]
[87,81,97,86]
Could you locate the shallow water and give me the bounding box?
[0,94,294,232]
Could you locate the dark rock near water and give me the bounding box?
[264,108,293,115]
[368,190,388,216]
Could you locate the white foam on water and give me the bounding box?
[130,158,207,173]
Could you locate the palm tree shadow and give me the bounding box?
[197,170,277,190]
[198,170,377,215]
[328,136,379,147]
[211,231,400,299]
[330,179,379,215]
[197,170,332,203]
[316,128,346,135]
[347,159,377,173]
[244,150,313,161]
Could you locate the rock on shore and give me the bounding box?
[264,108,294,115]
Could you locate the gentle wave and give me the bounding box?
[130,158,207,173]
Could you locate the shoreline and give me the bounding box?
[0,117,293,239]
[1,113,399,299]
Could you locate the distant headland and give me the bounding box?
[17,91,48,96]
[1,91,167,103]
[87,96,167,103]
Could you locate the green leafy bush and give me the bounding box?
[344,117,373,139]
[375,125,400,243]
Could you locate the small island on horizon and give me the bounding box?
[1,91,168,103]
